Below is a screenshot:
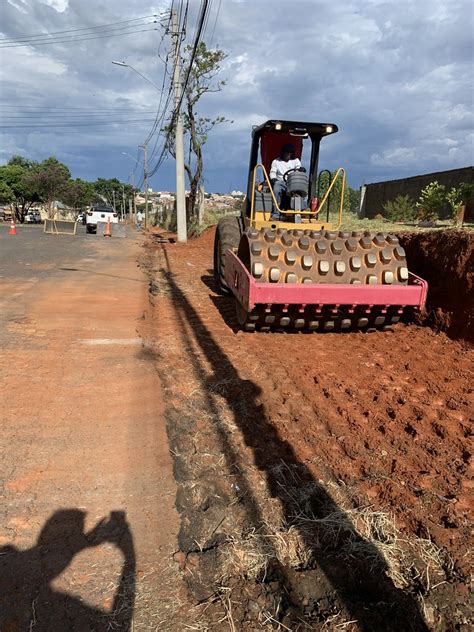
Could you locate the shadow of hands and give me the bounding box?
[0,509,135,632]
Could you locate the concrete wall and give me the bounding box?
[360,166,474,220]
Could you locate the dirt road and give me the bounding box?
[0,226,188,630]
[140,227,472,631]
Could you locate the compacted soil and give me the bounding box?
[0,226,191,630]
[140,227,473,631]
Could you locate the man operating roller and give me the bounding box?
[269,143,305,218]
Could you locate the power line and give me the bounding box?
[147,87,174,161]
[208,0,222,46]
[175,1,209,123]
[180,0,189,39]
[142,25,174,145]
[0,112,159,119]
[0,15,157,42]
[147,0,211,180]
[0,105,159,112]
[143,59,171,144]
[0,26,158,48]
[138,4,186,178]
[201,0,213,42]
[0,119,157,129]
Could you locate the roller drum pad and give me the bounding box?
[235,230,411,332]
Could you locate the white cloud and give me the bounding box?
[40,0,69,12]
[0,0,472,190]
[6,0,28,14]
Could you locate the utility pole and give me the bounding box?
[129,171,136,223]
[122,186,126,221]
[139,142,149,228]
[112,189,116,213]
[171,9,187,242]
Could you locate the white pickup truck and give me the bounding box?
[86,204,119,233]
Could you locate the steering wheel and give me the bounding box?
[283,167,306,182]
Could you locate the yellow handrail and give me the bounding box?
[250,163,315,223]
[250,163,345,229]
[316,167,345,230]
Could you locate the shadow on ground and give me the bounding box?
[0,509,135,631]
[155,245,428,631]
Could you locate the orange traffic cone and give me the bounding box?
[9,220,16,235]
[104,217,112,237]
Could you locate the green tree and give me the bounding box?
[0,179,14,205]
[348,187,361,214]
[165,42,230,219]
[317,170,350,218]
[60,178,95,216]
[93,178,135,213]
[26,157,71,218]
[446,183,474,221]
[415,181,446,222]
[0,156,41,223]
[383,195,416,222]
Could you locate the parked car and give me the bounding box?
[86,205,118,233]
[25,211,42,224]
[0,208,13,222]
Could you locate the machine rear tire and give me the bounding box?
[213,216,243,294]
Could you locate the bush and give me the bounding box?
[188,207,235,237]
[446,183,474,220]
[416,181,446,221]
[382,195,416,222]
[348,187,361,214]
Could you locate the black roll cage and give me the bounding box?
[244,119,338,217]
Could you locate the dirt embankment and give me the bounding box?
[400,230,474,343]
[140,227,473,631]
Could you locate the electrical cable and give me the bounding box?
[0,119,157,128]
[0,26,158,48]
[0,110,159,116]
[0,15,157,42]
[207,0,221,47]
[147,0,210,179]
[0,106,159,112]
[137,2,186,180]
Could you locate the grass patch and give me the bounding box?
[189,208,239,237]
[188,205,474,237]
[340,216,474,233]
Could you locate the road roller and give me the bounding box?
[213,120,427,332]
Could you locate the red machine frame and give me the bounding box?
[224,250,428,314]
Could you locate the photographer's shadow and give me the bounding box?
[0,509,135,631]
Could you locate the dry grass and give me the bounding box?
[340,216,474,233]
[183,206,474,237]
[220,461,449,596]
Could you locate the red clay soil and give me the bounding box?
[400,230,474,343]
[143,227,473,630]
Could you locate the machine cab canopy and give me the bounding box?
[245,120,338,213]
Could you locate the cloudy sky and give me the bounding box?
[0,0,473,192]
